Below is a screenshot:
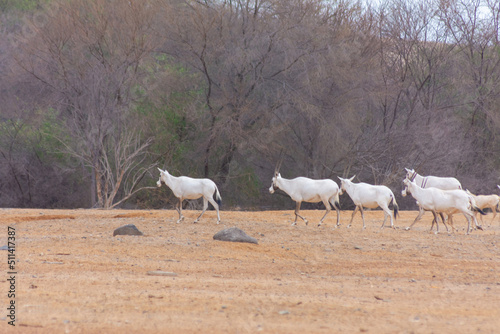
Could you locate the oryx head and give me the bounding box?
[269,172,281,194]
[405,168,417,181]
[157,168,166,187]
[269,152,284,194]
[338,175,355,193]
[401,178,411,197]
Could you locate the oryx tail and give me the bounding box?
[333,192,340,210]
[468,194,486,215]
[214,186,222,207]
[473,205,486,215]
[392,194,399,219]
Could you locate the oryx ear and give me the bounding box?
[157,168,164,173]
[338,176,344,181]
[349,175,355,182]
[405,168,410,172]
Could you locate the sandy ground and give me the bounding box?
[0,208,499,333]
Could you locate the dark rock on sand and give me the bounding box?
[113,224,144,236]
[213,227,258,244]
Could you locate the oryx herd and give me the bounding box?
[156,162,499,235]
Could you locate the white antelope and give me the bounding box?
[405,168,462,190]
[338,176,399,229]
[404,168,462,230]
[402,185,455,233]
[268,159,340,226]
[157,168,221,224]
[402,178,482,234]
[465,190,500,224]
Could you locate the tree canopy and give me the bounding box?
[1,0,500,209]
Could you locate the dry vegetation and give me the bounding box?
[1,208,499,333]
[2,0,500,210]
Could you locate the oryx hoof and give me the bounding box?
[477,225,483,230]
[291,222,297,226]
[405,227,411,231]
[347,224,352,229]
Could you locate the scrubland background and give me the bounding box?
[1,0,500,211]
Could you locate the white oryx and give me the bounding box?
[404,168,462,230]
[465,190,500,224]
[405,168,462,190]
[402,178,483,234]
[157,168,222,224]
[402,184,456,233]
[338,176,399,229]
[268,159,340,226]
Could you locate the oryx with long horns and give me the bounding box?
[338,176,399,229]
[157,168,222,224]
[268,154,341,226]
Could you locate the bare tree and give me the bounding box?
[158,0,333,182]
[13,0,160,208]
[439,0,500,140]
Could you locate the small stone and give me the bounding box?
[213,227,258,244]
[113,224,143,236]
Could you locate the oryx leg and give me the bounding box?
[359,206,367,229]
[471,212,483,231]
[440,213,450,233]
[406,207,425,231]
[473,208,486,226]
[431,213,449,233]
[430,211,440,234]
[464,213,472,235]
[480,205,495,226]
[347,206,360,228]
[206,195,221,224]
[379,203,394,229]
[318,199,332,227]
[429,213,436,232]
[380,211,388,229]
[194,197,209,223]
[449,215,456,232]
[444,214,458,232]
[329,198,341,227]
[176,198,185,223]
[293,201,308,226]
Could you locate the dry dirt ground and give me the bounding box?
[1,208,499,333]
